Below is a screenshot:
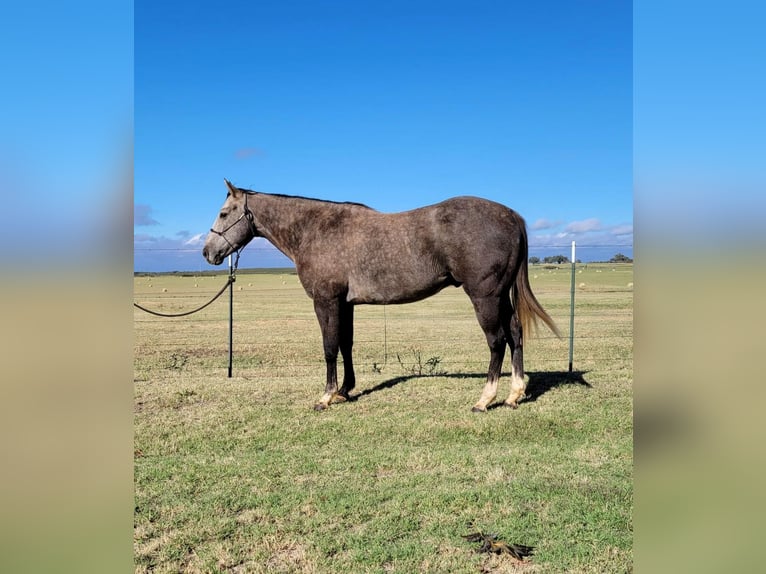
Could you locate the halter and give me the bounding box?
[208,192,258,256]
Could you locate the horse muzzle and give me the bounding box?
[202,238,226,266]
[202,250,220,266]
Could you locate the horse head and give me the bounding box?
[202,179,258,265]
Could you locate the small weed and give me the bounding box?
[156,388,199,409]
[396,347,447,376]
[165,352,188,371]
[425,355,445,375]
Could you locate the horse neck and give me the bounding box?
[249,194,313,260]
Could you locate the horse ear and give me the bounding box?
[224,179,241,198]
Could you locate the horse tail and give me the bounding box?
[513,220,561,339]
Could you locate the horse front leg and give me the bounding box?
[313,298,342,411]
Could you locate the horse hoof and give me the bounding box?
[504,402,519,410]
[471,406,487,413]
[313,403,328,412]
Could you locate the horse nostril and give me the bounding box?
[202,246,209,259]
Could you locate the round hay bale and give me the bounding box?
[627,282,633,288]
[162,287,167,292]
[579,283,586,288]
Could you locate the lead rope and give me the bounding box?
[133,249,242,318]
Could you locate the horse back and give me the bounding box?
[296,196,526,302]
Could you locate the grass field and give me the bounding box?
[134,263,633,573]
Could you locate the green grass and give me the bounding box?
[134,263,632,573]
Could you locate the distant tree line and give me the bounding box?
[529,255,570,264]
[529,253,633,264]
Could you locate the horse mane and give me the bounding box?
[241,189,373,210]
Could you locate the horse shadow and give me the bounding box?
[351,370,591,406]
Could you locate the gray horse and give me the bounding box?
[203,180,559,412]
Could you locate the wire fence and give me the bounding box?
[134,243,634,274]
[134,255,633,377]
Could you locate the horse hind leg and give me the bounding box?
[470,296,507,413]
[504,308,526,409]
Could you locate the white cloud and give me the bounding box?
[134,232,291,272]
[531,218,561,230]
[234,147,265,160]
[610,224,633,236]
[133,233,159,243]
[183,233,206,246]
[134,204,159,226]
[564,218,602,233]
[529,218,633,254]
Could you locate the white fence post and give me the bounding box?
[569,241,576,373]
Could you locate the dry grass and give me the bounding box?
[134,263,632,572]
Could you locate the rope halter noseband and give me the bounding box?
[208,192,258,256]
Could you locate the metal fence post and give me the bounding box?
[228,254,234,378]
[569,241,576,373]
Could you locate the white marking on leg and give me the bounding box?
[473,380,498,411]
[505,374,526,408]
[315,392,334,410]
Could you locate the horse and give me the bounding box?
[203,180,560,412]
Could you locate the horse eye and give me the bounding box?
[219,212,226,219]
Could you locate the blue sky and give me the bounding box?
[135,0,632,271]
[634,1,765,250]
[0,1,133,270]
